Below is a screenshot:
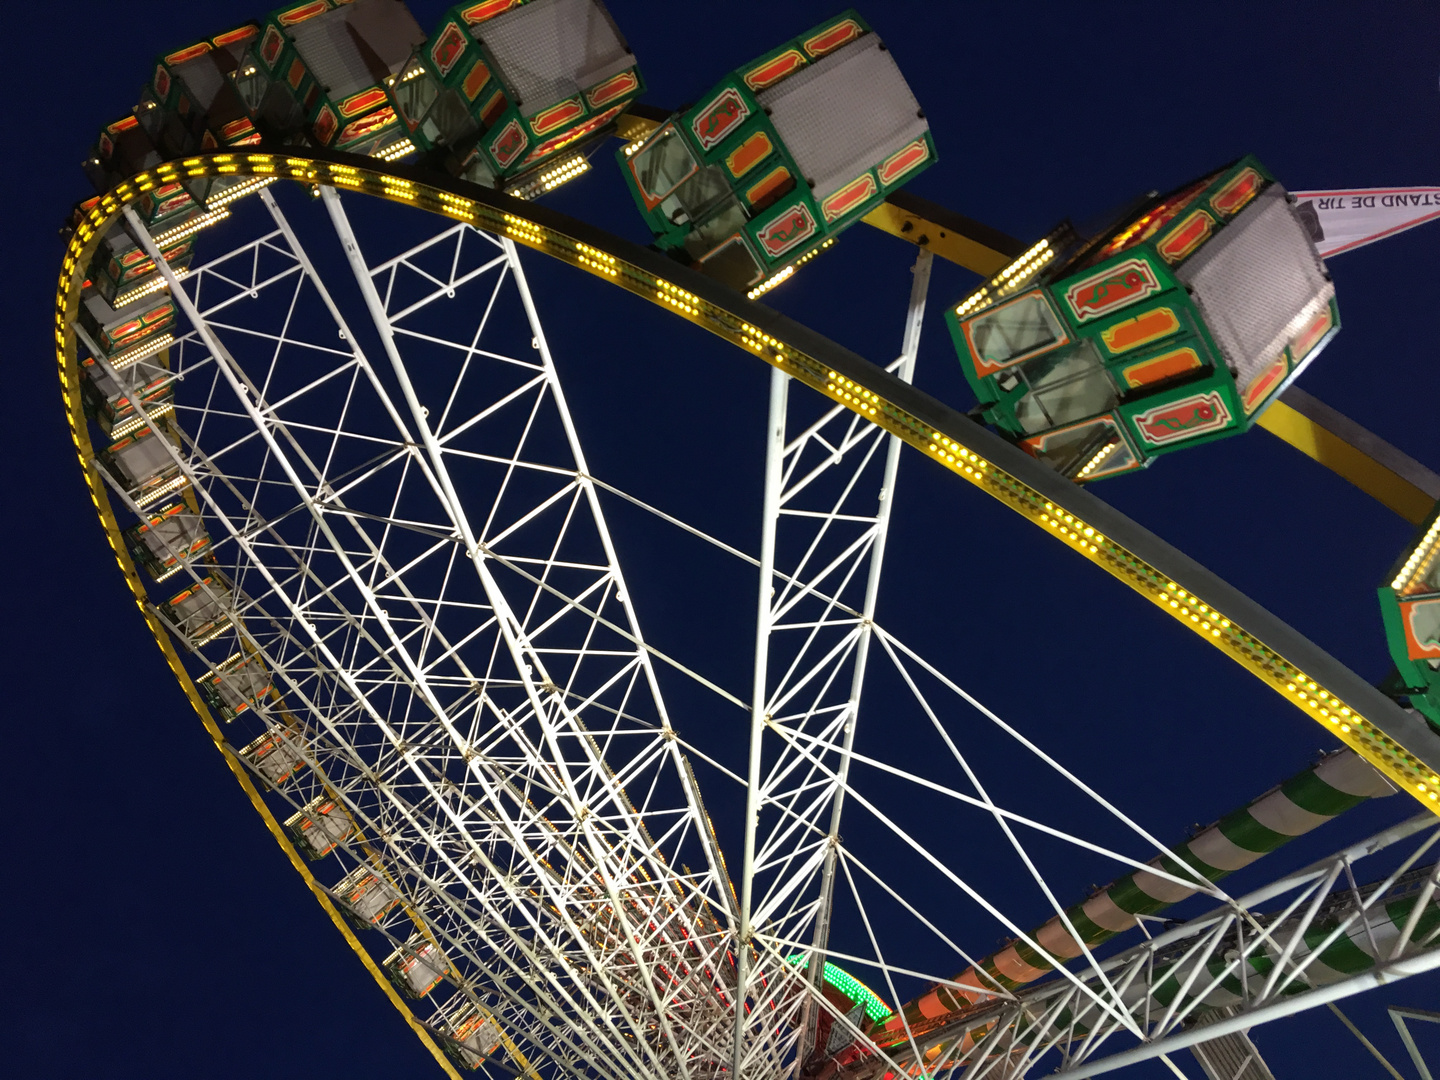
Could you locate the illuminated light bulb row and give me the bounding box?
[1075,439,1119,479]
[110,400,175,441]
[924,431,987,474]
[435,191,476,220]
[990,238,1051,288]
[1039,502,1106,555]
[622,137,648,157]
[825,370,881,417]
[114,269,188,310]
[539,157,590,192]
[501,212,546,247]
[996,247,1054,294]
[208,175,277,207]
[135,473,189,508]
[150,206,231,245]
[576,241,617,277]
[954,286,991,319]
[1159,580,1230,638]
[655,280,697,314]
[1391,514,1440,592]
[375,138,415,163]
[747,265,793,300]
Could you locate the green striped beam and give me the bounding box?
[882,749,1393,1043]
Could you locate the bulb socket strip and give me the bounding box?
[55,150,1440,816]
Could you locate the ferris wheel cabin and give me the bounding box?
[1381,504,1440,731]
[384,0,644,193]
[619,10,935,297]
[946,157,1339,481]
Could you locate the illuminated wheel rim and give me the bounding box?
[57,152,1440,1080]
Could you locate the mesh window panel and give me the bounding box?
[176,55,228,110]
[478,0,632,117]
[1176,184,1331,389]
[290,0,423,101]
[758,35,927,201]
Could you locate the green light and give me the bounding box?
[784,954,893,1022]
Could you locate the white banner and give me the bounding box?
[1289,187,1440,257]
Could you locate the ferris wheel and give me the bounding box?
[56,3,1440,1080]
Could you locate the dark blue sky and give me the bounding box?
[6,2,1440,1077]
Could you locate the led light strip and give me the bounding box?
[55,152,1440,823]
[150,206,231,245]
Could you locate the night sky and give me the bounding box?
[6,2,1440,1077]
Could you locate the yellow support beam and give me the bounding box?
[1259,388,1440,525]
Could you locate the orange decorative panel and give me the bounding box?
[1120,347,1202,388]
[746,166,792,208]
[461,58,491,101]
[1100,307,1181,354]
[726,132,773,178]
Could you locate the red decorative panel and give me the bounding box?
[338,107,397,146]
[1156,209,1214,263]
[587,70,638,108]
[260,26,285,67]
[213,25,259,48]
[490,119,528,168]
[691,87,750,150]
[821,173,877,222]
[1132,390,1232,446]
[804,19,862,57]
[431,22,468,77]
[164,42,211,66]
[1211,167,1263,217]
[1063,259,1161,321]
[756,203,817,258]
[531,98,583,136]
[312,105,338,146]
[878,140,928,187]
[461,0,521,23]
[339,87,387,118]
[1241,354,1288,414]
[1290,305,1334,361]
[278,1,330,27]
[517,105,623,165]
[744,49,806,90]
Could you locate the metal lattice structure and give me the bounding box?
[57,150,1440,1080]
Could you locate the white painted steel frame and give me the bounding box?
[86,184,1440,1080]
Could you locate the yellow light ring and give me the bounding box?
[58,166,468,1080]
[58,160,1439,1040]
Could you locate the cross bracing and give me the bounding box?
[60,167,1440,1080]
